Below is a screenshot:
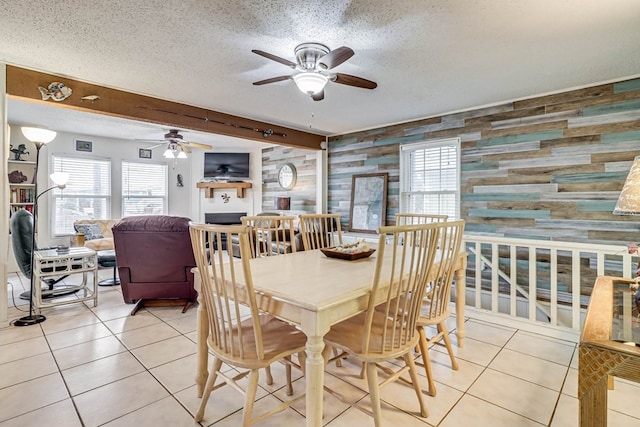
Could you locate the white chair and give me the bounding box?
[189,223,306,426]
[323,223,441,424]
[298,213,343,250]
[241,215,298,257]
[415,220,465,396]
[396,213,448,225]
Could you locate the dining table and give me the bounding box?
[193,246,468,427]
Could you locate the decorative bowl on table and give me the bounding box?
[321,248,376,261]
[320,240,376,261]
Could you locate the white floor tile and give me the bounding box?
[469,369,559,425]
[102,311,161,334]
[52,334,127,370]
[101,396,195,426]
[149,353,198,393]
[0,336,50,365]
[0,324,43,346]
[0,399,81,427]
[45,322,113,351]
[62,351,145,396]
[116,322,180,349]
[0,352,58,389]
[0,373,69,422]
[505,331,575,366]
[130,335,197,369]
[441,394,543,427]
[73,371,170,427]
[489,348,568,391]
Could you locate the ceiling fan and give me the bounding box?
[139,129,212,159]
[252,42,377,101]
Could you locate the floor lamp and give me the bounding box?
[14,126,59,327]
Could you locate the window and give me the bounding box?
[400,137,460,219]
[52,155,111,235]
[122,161,168,217]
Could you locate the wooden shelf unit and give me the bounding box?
[196,181,253,198]
[8,159,36,216]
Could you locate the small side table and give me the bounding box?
[33,247,99,314]
[579,276,640,426]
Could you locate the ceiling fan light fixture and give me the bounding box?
[163,148,175,158]
[177,150,188,159]
[293,72,328,95]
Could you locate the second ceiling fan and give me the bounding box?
[252,42,377,101]
[139,129,212,159]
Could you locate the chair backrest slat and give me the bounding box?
[189,223,265,361]
[362,223,440,354]
[298,213,343,250]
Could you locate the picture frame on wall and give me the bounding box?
[75,139,93,152]
[139,148,152,159]
[348,172,388,234]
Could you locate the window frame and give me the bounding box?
[50,154,112,236]
[399,137,461,219]
[121,160,168,217]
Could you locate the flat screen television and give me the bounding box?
[203,152,250,180]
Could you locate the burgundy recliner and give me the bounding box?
[112,215,197,315]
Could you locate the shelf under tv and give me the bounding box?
[196,181,252,198]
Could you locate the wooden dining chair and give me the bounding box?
[241,215,298,257]
[189,223,307,426]
[298,213,343,250]
[396,212,448,225]
[323,223,441,424]
[240,215,299,384]
[415,219,465,397]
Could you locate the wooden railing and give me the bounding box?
[460,234,638,342]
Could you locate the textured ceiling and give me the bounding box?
[2,0,640,144]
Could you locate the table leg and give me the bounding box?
[579,346,608,426]
[305,334,326,427]
[454,265,466,348]
[195,286,209,398]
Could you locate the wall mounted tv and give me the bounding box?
[204,152,250,180]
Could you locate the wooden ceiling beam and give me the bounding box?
[6,65,324,150]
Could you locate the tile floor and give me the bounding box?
[2,269,640,426]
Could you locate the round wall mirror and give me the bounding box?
[277,163,297,190]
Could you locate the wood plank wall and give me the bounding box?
[327,77,640,246]
[261,146,317,213]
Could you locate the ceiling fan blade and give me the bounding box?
[135,138,164,143]
[185,141,213,150]
[312,90,324,101]
[333,73,377,89]
[251,50,297,68]
[318,46,354,70]
[252,75,293,86]
[142,142,164,150]
[181,144,192,154]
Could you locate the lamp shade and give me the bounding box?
[49,172,70,187]
[275,196,291,211]
[293,72,328,95]
[613,156,640,215]
[21,127,57,144]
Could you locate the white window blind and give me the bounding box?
[400,138,460,219]
[51,155,111,235]
[122,161,167,217]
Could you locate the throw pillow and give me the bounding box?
[74,223,104,241]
